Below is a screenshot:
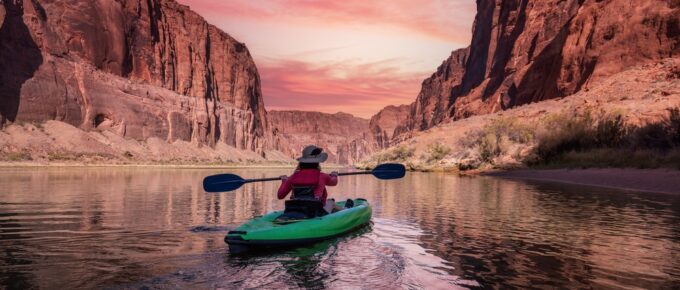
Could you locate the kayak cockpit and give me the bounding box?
[275,199,327,222]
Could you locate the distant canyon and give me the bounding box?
[1,0,678,165]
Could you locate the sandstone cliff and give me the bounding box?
[369,104,410,148]
[0,0,269,153]
[361,58,680,171]
[269,111,374,164]
[394,0,680,139]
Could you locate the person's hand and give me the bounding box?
[330,171,339,177]
[279,175,288,181]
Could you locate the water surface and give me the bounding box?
[0,167,678,289]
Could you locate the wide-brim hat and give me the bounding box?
[296,145,328,163]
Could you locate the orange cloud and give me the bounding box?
[259,58,429,118]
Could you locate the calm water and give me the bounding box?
[0,168,678,289]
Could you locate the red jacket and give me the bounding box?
[277,169,338,205]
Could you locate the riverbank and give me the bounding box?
[486,168,680,195]
[0,120,296,165]
[0,161,347,169]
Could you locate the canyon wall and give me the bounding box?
[0,0,269,153]
[269,111,374,164]
[370,105,410,148]
[394,0,680,139]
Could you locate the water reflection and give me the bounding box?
[0,168,678,289]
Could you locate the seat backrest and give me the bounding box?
[292,186,317,201]
[283,199,327,219]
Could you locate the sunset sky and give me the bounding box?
[178,0,475,118]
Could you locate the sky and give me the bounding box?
[178,0,475,118]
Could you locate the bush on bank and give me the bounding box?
[360,107,680,171]
[529,107,680,169]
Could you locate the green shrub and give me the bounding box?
[534,110,595,163]
[424,142,451,163]
[373,145,414,163]
[629,123,672,150]
[48,152,81,161]
[665,107,680,145]
[531,106,680,168]
[3,151,33,161]
[479,117,534,163]
[595,114,626,147]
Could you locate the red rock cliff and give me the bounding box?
[0,0,269,152]
[369,104,410,148]
[395,0,680,139]
[269,111,373,164]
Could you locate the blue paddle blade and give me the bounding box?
[203,174,246,192]
[372,163,406,180]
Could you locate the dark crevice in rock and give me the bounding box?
[0,0,43,125]
[146,0,161,43]
[482,0,529,101]
[93,113,111,128]
[515,23,572,104]
[459,0,496,96]
[527,33,538,61]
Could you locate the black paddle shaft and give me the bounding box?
[247,171,368,182]
[246,171,369,183]
[246,177,284,183]
[203,163,405,192]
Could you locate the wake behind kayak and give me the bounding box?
[226,198,372,254]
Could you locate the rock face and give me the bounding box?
[394,48,468,137]
[394,0,680,139]
[369,105,410,148]
[269,111,373,164]
[361,58,680,170]
[0,0,269,153]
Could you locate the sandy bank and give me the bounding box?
[486,168,680,195]
[0,161,348,169]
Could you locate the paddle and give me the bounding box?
[203,163,406,193]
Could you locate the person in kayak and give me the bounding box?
[277,145,352,215]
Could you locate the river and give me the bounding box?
[0,167,678,289]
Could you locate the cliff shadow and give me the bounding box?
[0,0,43,124]
[510,22,571,106]
[511,12,597,107]
[457,1,495,96]
[482,0,529,101]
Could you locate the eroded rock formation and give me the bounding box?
[269,111,374,164]
[369,105,410,148]
[393,49,468,138]
[394,0,680,139]
[0,0,269,153]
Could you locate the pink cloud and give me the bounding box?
[176,0,475,118]
[180,0,474,43]
[259,58,429,118]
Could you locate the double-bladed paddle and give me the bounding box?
[203,163,406,193]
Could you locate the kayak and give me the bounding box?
[225,198,372,253]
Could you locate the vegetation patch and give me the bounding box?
[1,150,33,161]
[530,107,680,169]
[457,117,536,170]
[47,151,116,162]
[422,142,451,163]
[371,145,415,163]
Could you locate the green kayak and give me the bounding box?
[225,198,372,253]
